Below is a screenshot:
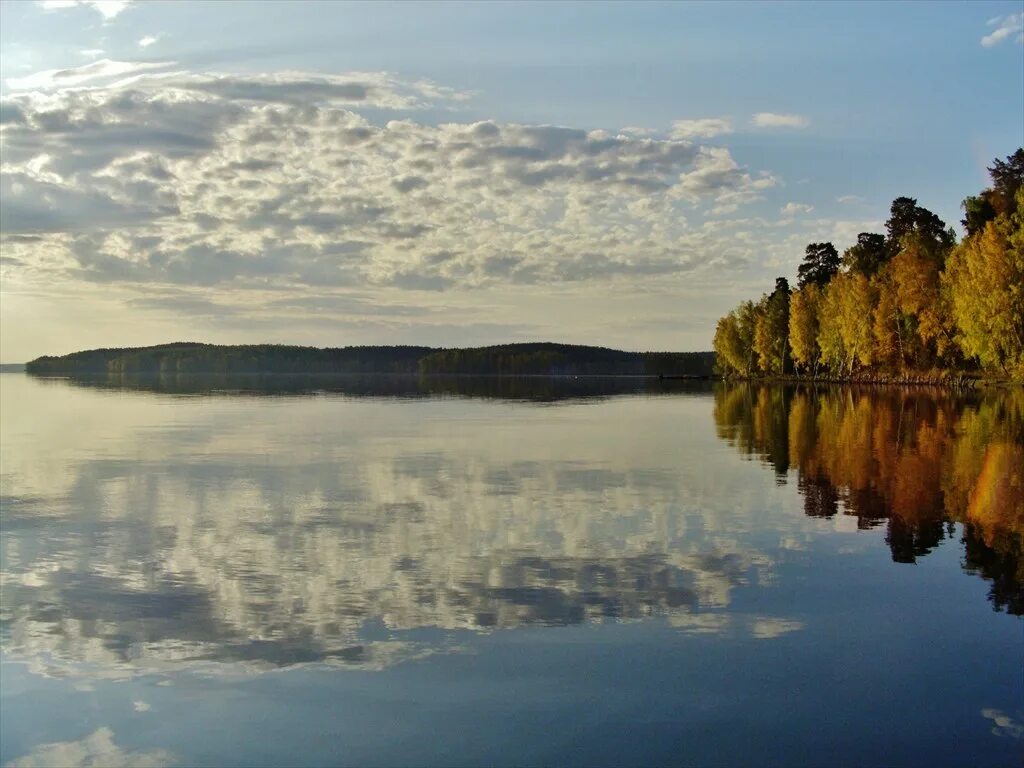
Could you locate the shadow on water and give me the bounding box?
[713,382,1024,614]
[30,371,714,402]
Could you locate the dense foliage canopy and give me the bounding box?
[714,149,1024,381]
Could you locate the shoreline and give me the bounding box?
[721,373,1021,389]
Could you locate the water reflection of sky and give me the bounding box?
[1,375,1021,767]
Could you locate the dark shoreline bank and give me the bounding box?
[721,373,1021,389]
[24,342,716,378]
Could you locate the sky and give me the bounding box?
[0,0,1022,362]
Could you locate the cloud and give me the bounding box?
[5,59,173,91]
[133,700,151,712]
[5,728,175,768]
[5,61,469,112]
[37,0,132,21]
[836,195,863,204]
[752,112,809,129]
[619,126,657,137]
[669,612,731,634]
[0,70,783,293]
[981,13,1024,47]
[749,616,804,639]
[670,117,732,140]
[981,708,1024,738]
[675,147,778,214]
[123,289,438,322]
[138,35,159,49]
[780,202,814,215]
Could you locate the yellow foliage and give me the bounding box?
[819,273,875,372]
[943,198,1024,378]
[788,284,820,372]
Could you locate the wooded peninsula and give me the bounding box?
[714,149,1024,383]
[25,342,715,378]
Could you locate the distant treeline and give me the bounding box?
[26,342,715,378]
[418,344,714,376]
[26,343,433,376]
[713,149,1024,382]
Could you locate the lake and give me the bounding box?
[0,373,1021,767]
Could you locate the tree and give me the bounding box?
[753,306,773,374]
[962,194,997,237]
[789,283,821,374]
[890,232,955,364]
[988,148,1024,214]
[943,187,1024,379]
[713,147,1024,381]
[713,312,746,376]
[814,273,875,374]
[797,242,840,288]
[817,282,846,373]
[885,197,954,257]
[761,280,790,376]
[872,275,901,369]
[753,278,792,374]
[713,300,760,376]
[886,197,920,246]
[836,272,877,371]
[843,232,888,276]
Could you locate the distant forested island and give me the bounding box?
[714,149,1024,382]
[25,342,715,378]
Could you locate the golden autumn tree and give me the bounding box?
[753,308,773,374]
[713,311,746,376]
[944,186,1024,380]
[714,300,761,376]
[753,278,791,374]
[871,275,902,370]
[824,272,875,373]
[817,280,846,374]
[711,149,1022,382]
[788,283,821,374]
[889,233,956,366]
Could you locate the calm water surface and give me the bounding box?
[1,374,1021,767]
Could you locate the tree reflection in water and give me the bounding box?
[714,383,1024,614]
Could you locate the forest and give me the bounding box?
[25,343,434,376]
[25,342,716,378]
[416,344,714,376]
[713,149,1024,382]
